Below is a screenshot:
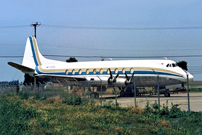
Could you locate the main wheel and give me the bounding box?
[95,93,99,98]
[90,92,96,98]
[90,92,99,98]
[164,92,170,97]
[120,90,125,97]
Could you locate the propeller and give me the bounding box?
[125,72,134,86]
[108,68,119,85]
[113,73,119,83]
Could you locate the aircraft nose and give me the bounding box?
[187,72,194,81]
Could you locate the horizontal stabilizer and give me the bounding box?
[8,62,35,73]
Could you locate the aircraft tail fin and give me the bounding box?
[9,36,62,74]
[22,36,45,68]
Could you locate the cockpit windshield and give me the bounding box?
[166,63,177,67]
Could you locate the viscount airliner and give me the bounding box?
[8,36,193,97]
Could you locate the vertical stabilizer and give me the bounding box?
[22,36,46,69]
[22,36,36,69]
[22,36,63,70]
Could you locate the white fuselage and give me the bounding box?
[9,36,194,88]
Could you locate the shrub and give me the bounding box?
[33,93,46,101]
[102,100,119,109]
[144,101,152,114]
[62,94,88,105]
[0,97,39,134]
[18,92,29,100]
[169,103,183,118]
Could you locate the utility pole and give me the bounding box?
[31,22,40,90]
[31,22,41,38]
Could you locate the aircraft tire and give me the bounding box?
[164,92,170,97]
[90,92,96,98]
[95,93,99,98]
[120,90,125,97]
[90,92,99,98]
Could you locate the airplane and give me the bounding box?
[8,36,194,97]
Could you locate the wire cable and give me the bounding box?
[0,25,29,28]
[2,54,202,58]
[42,24,202,31]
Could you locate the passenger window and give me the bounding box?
[86,69,89,74]
[115,68,118,74]
[107,69,110,74]
[65,69,68,75]
[122,68,126,73]
[93,69,96,74]
[99,68,103,74]
[78,69,82,74]
[72,69,75,75]
[130,68,134,74]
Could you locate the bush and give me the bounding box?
[168,103,183,118]
[0,97,39,134]
[102,100,120,109]
[62,94,88,105]
[33,93,46,101]
[18,92,29,100]
[190,88,202,92]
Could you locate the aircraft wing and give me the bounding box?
[8,62,35,73]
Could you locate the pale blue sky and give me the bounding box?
[0,0,202,82]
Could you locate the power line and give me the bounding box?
[43,24,202,30]
[1,24,202,30]
[0,56,22,58]
[0,25,29,28]
[2,42,202,52]
[2,54,202,59]
[44,54,202,58]
[38,43,202,52]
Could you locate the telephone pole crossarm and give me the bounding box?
[31,22,41,38]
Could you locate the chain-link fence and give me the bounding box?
[0,79,194,111]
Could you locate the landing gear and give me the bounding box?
[90,92,99,98]
[88,86,100,99]
[119,85,139,97]
[120,90,125,97]
[164,91,170,97]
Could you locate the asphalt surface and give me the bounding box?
[101,92,202,112]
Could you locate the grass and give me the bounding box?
[0,93,201,134]
[190,88,202,92]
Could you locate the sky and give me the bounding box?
[0,0,202,82]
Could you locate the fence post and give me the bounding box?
[115,83,118,107]
[16,85,19,95]
[186,73,190,112]
[133,76,137,107]
[97,76,103,106]
[152,69,160,111]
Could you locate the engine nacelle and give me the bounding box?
[85,77,126,87]
[125,80,133,86]
[85,77,109,86]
